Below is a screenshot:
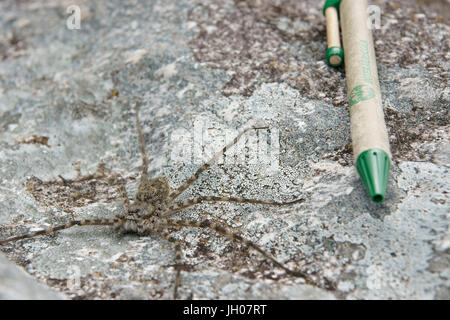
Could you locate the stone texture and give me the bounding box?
[0,0,448,299]
[0,252,65,299]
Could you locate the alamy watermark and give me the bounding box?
[169,118,280,175]
[66,5,81,30]
[367,5,381,30]
[66,265,81,290]
[66,3,381,30]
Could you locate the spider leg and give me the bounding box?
[134,99,152,182]
[152,228,184,300]
[167,124,268,204]
[164,218,310,281]
[117,178,131,212]
[0,218,119,244]
[164,196,305,217]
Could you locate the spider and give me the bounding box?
[0,99,308,299]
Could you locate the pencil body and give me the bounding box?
[340,0,391,202]
[325,6,344,67]
[326,7,341,49]
[323,0,344,67]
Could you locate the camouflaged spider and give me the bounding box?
[0,100,307,299]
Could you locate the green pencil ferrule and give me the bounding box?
[326,46,344,67]
[323,0,342,17]
[356,149,391,203]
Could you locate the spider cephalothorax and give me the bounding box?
[135,177,170,205]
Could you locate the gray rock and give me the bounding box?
[0,252,65,299]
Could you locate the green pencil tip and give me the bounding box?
[326,47,344,67]
[356,149,390,203]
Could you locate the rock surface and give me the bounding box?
[0,252,64,299]
[0,0,448,299]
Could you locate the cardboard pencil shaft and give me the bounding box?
[340,0,391,202]
[326,7,341,49]
[324,3,344,67]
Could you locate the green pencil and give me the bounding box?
[323,0,392,203]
